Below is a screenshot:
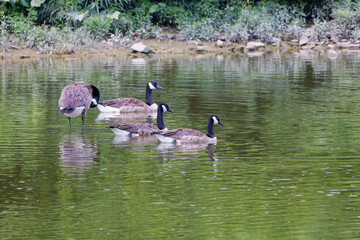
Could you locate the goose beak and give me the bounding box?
[219,121,224,126]
[168,108,174,113]
[156,84,164,89]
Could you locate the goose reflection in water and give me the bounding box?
[58,133,100,180]
[95,112,156,125]
[156,143,220,161]
[111,135,157,147]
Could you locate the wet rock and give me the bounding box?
[247,41,265,50]
[288,39,299,46]
[195,46,209,53]
[336,42,350,49]
[349,44,360,49]
[131,42,155,54]
[299,35,309,46]
[246,45,256,51]
[189,40,203,46]
[9,45,20,50]
[237,46,245,52]
[216,40,225,48]
[272,38,281,47]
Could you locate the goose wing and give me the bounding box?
[116,123,160,135]
[59,85,92,109]
[158,128,206,140]
[100,98,148,108]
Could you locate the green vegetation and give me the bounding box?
[1,0,360,53]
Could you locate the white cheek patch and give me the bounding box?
[149,82,156,90]
[92,99,98,105]
[162,105,167,112]
[212,116,219,125]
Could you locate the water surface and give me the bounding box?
[1,51,360,239]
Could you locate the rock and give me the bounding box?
[189,40,203,46]
[336,42,350,49]
[9,45,20,50]
[131,42,155,54]
[328,44,335,49]
[246,45,256,51]
[195,46,208,53]
[349,44,360,49]
[19,55,30,59]
[237,46,245,52]
[288,40,299,46]
[216,40,225,48]
[247,41,265,50]
[299,35,309,46]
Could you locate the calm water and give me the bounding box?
[1,50,360,239]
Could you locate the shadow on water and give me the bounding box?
[58,133,100,180]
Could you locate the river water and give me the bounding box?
[1,50,360,239]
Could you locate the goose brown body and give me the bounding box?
[156,129,209,143]
[59,83,100,128]
[97,81,163,113]
[154,115,223,144]
[99,98,151,113]
[108,103,173,136]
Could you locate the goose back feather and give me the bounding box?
[155,115,223,144]
[59,83,100,128]
[98,81,163,113]
[108,103,173,136]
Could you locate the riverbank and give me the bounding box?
[3,37,360,62]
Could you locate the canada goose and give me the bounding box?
[154,115,223,144]
[108,103,173,137]
[97,81,163,113]
[59,84,100,129]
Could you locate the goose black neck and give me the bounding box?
[145,85,153,106]
[157,106,166,130]
[90,85,100,108]
[206,117,215,138]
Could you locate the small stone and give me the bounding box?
[195,46,208,53]
[349,44,360,49]
[246,46,256,51]
[131,42,155,54]
[336,42,350,49]
[299,35,309,46]
[237,46,245,52]
[19,55,30,59]
[216,40,225,48]
[247,41,265,49]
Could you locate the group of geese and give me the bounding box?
[58,81,223,144]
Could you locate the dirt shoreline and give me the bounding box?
[1,39,356,61]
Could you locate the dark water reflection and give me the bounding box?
[1,51,360,239]
[59,134,100,180]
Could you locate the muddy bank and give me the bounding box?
[2,39,360,61]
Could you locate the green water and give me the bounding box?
[1,51,360,239]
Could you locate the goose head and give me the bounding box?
[90,85,100,108]
[148,81,164,90]
[159,103,174,113]
[211,115,223,126]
